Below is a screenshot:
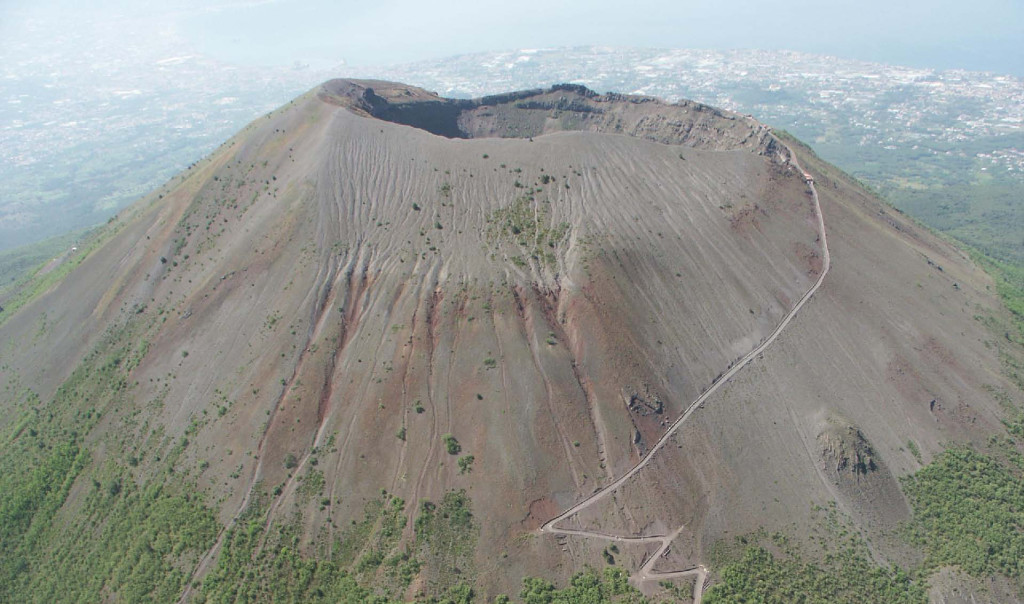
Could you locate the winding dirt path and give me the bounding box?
[540,138,828,604]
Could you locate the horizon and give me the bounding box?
[172,0,1024,76]
[2,0,1023,77]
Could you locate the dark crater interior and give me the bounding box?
[318,78,763,151]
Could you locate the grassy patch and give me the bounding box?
[704,504,925,604]
[415,490,478,594]
[334,494,404,568]
[23,475,218,602]
[519,567,645,603]
[658,577,695,601]
[201,492,417,602]
[902,447,1024,582]
[968,251,1024,392]
[199,502,397,603]
[974,253,1024,338]
[297,468,326,503]
[907,439,923,464]
[485,194,569,268]
[703,544,924,604]
[0,229,87,296]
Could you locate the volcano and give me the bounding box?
[1,80,1021,603]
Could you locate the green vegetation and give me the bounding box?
[788,128,1024,266]
[704,544,924,604]
[602,548,615,565]
[708,445,1024,601]
[519,567,646,603]
[199,492,427,602]
[658,577,695,601]
[486,194,570,268]
[902,447,1024,581]
[332,494,408,569]
[457,455,475,474]
[977,253,1024,339]
[22,476,218,601]
[892,175,1023,265]
[0,229,87,295]
[0,316,222,601]
[705,499,927,604]
[199,499,397,603]
[969,251,1024,393]
[297,468,326,502]
[442,434,461,455]
[907,439,923,464]
[415,490,478,594]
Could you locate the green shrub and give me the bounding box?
[442,434,461,455]
[907,439,922,464]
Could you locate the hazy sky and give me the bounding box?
[2,0,1023,74]
[180,0,1024,74]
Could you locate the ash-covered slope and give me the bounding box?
[0,80,1019,602]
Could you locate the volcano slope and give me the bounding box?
[0,80,1022,602]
